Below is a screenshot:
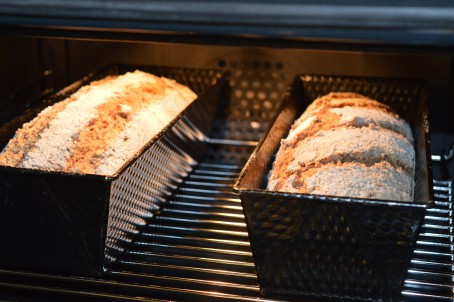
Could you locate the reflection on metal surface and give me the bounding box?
[0,154,452,301]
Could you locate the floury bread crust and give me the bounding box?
[0,70,197,175]
[290,92,413,142]
[268,161,414,202]
[267,92,415,202]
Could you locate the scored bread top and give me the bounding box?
[268,161,414,202]
[297,92,393,121]
[0,70,197,175]
[290,92,413,142]
[267,92,415,202]
[287,126,414,172]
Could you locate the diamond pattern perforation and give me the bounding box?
[0,165,451,301]
[242,195,313,290]
[240,208,427,298]
[107,124,201,259]
[243,195,424,301]
[266,203,387,301]
[236,72,433,300]
[0,60,451,302]
[348,205,423,299]
[101,66,223,263]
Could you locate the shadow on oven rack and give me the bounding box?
[0,61,452,302]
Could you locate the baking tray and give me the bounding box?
[0,64,226,277]
[233,75,434,301]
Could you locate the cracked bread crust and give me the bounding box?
[288,126,414,173]
[290,92,413,142]
[267,92,415,202]
[298,92,394,122]
[268,161,414,202]
[0,70,197,176]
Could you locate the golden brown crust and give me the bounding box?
[289,92,412,144]
[267,92,415,202]
[0,91,84,166]
[0,70,197,175]
[270,161,414,201]
[65,76,168,174]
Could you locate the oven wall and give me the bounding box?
[1,36,453,158]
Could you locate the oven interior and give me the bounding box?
[0,35,453,301]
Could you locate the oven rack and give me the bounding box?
[0,140,452,302]
[0,63,453,301]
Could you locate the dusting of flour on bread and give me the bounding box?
[267,92,415,202]
[0,70,197,176]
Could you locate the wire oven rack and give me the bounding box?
[0,63,452,302]
[0,141,451,302]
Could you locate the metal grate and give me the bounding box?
[0,141,452,301]
[0,63,452,301]
[402,179,453,302]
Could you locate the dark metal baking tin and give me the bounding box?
[0,64,226,277]
[234,75,434,301]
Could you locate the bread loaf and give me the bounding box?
[267,92,415,202]
[0,70,197,176]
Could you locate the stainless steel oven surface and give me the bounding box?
[0,1,453,301]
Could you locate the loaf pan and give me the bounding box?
[0,64,226,277]
[233,75,434,301]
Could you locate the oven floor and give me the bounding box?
[0,140,452,302]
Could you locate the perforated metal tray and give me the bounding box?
[234,75,434,301]
[0,61,451,302]
[0,65,226,277]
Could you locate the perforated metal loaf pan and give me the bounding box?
[233,75,434,301]
[0,64,226,277]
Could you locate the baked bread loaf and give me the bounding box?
[267,92,415,202]
[0,70,197,175]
